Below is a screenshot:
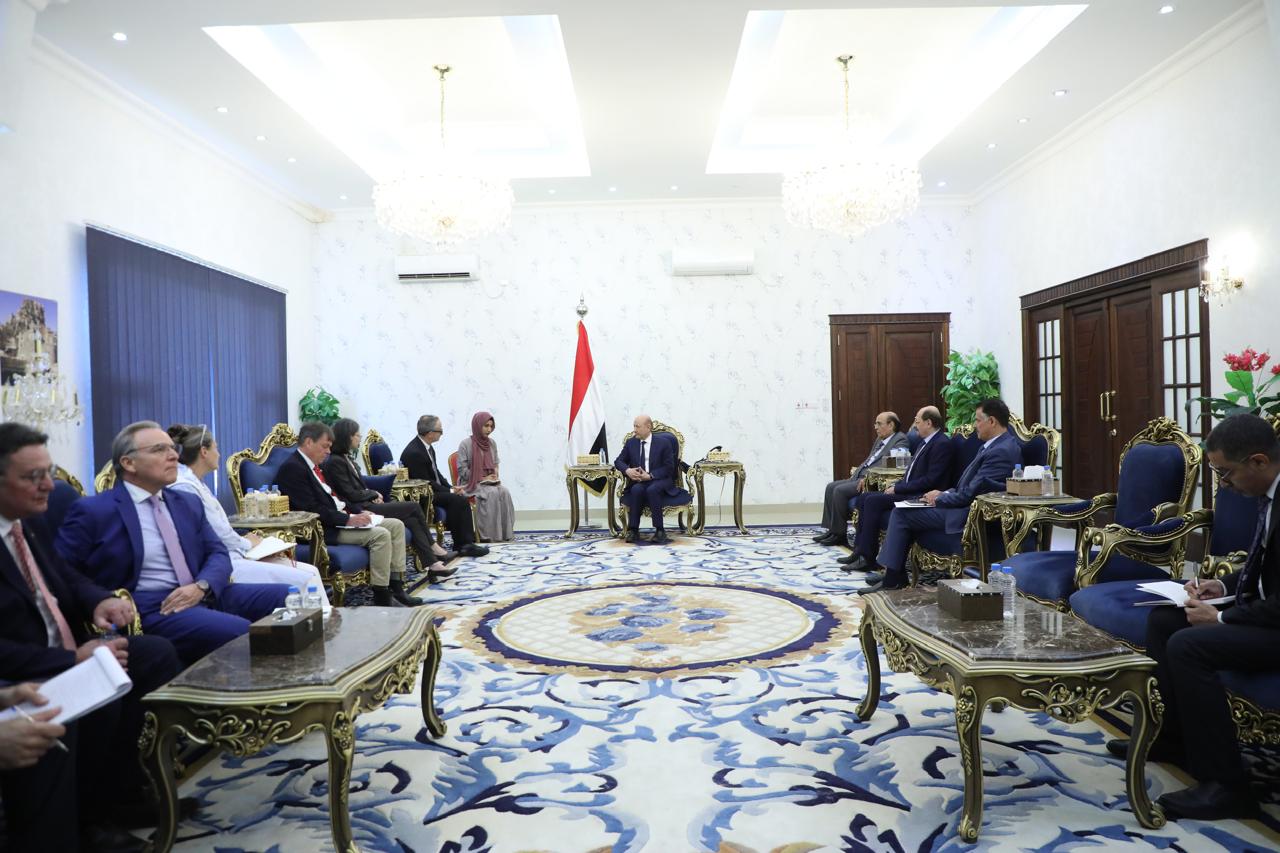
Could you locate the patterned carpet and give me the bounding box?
[168,528,1280,852]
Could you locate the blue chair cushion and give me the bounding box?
[1010,550,1169,605]
[43,480,81,532]
[296,543,369,576]
[1114,442,1187,529]
[240,446,296,493]
[363,474,395,501]
[949,432,982,486]
[1020,435,1048,467]
[1068,581,1154,647]
[1221,671,1280,710]
[1209,487,1260,557]
[907,429,923,454]
[369,441,394,472]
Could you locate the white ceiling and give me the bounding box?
[35,0,1252,211]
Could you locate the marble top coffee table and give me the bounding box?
[139,607,446,853]
[856,588,1164,842]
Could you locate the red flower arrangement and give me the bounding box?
[1191,347,1280,419]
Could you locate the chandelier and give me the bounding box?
[373,64,513,248]
[1,332,83,430]
[1199,259,1244,305]
[782,55,921,238]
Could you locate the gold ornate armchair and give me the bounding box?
[52,464,86,497]
[907,416,1059,583]
[615,420,698,535]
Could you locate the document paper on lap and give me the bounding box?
[244,535,294,560]
[1132,580,1232,607]
[893,500,930,508]
[0,645,132,725]
[339,512,385,530]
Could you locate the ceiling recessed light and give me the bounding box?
[936,180,948,188]
[112,32,128,42]
[1017,116,1030,124]
[338,194,348,201]
[215,106,229,114]
[1159,4,1174,13]
[986,142,998,150]
[670,184,679,191]
[1053,89,1069,97]
[548,189,556,195]
[286,157,297,163]
[255,134,267,142]
[608,186,617,193]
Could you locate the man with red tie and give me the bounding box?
[56,421,289,666]
[275,421,411,607]
[0,422,183,852]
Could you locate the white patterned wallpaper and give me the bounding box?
[311,203,979,511]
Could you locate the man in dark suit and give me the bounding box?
[1104,414,1280,820]
[400,415,489,558]
[0,422,183,853]
[815,412,909,547]
[861,399,1021,592]
[57,421,288,665]
[277,421,416,607]
[839,406,954,571]
[613,414,684,544]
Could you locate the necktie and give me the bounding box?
[10,522,75,650]
[428,445,441,482]
[1236,495,1272,603]
[148,495,196,587]
[313,464,328,485]
[863,439,884,469]
[641,440,648,471]
[904,440,923,481]
[956,445,987,492]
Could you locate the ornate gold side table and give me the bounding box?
[689,460,748,534]
[564,464,620,537]
[140,607,447,853]
[863,465,907,492]
[856,588,1163,842]
[972,492,1080,579]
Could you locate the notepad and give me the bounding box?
[1131,580,1232,607]
[0,645,132,725]
[894,500,930,508]
[339,512,384,530]
[244,535,294,561]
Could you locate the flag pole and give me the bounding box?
[577,295,590,526]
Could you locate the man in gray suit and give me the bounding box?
[815,412,908,547]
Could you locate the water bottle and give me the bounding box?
[304,580,322,610]
[599,448,606,464]
[988,564,1016,618]
[1012,464,1023,479]
[284,585,302,610]
[1041,468,1054,496]
[244,489,257,519]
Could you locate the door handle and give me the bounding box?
[1108,390,1118,422]
[1099,392,1108,422]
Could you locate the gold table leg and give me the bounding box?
[1123,673,1166,829]
[693,470,707,534]
[606,476,620,535]
[733,470,748,534]
[855,610,881,720]
[325,707,358,853]
[954,681,989,842]
[564,473,581,537]
[421,622,448,738]
[139,711,180,853]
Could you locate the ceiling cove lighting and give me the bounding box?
[1053,89,1069,97]
[112,32,128,42]
[1159,5,1175,14]
[782,55,921,239]
[372,64,513,247]
[215,106,229,114]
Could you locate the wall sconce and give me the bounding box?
[1199,260,1243,305]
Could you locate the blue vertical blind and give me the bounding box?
[87,227,287,506]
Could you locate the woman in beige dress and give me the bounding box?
[456,411,515,541]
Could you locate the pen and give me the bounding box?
[14,705,69,753]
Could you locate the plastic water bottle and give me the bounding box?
[1041,468,1054,496]
[599,448,606,464]
[1012,464,1023,479]
[284,585,302,610]
[988,564,1016,618]
[304,580,322,610]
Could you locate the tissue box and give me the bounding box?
[249,608,323,655]
[937,579,1003,621]
[267,494,290,516]
[707,450,732,462]
[1006,477,1058,496]
[576,455,605,465]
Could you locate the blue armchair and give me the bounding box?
[1008,418,1201,610]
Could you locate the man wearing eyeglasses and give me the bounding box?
[1107,413,1280,821]
[0,421,183,852]
[399,415,490,558]
[56,421,289,666]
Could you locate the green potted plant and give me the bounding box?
[298,387,340,424]
[1187,347,1280,420]
[939,349,1001,432]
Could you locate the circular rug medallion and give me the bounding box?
[464,582,850,675]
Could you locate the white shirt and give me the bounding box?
[172,464,252,556]
[0,514,59,647]
[123,480,183,592]
[298,449,346,512]
[903,431,936,480]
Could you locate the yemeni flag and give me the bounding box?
[568,320,608,494]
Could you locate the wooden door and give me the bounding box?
[1066,302,1113,499]
[1109,289,1157,455]
[829,314,949,480]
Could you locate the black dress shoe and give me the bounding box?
[624,529,638,543]
[812,531,831,542]
[1105,737,1184,764]
[80,822,146,853]
[390,578,426,606]
[651,530,671,545]
[372,586,405,607]
[439,550,460,563]
[459,543,490,557]
[1158,781,1259,820]
[856,582,885,596]
[863,572,884,585]
[845,556,872,571]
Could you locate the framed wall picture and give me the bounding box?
[0,290,59,384]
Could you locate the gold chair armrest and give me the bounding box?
[1075,508,1213,588]
[1151,502,1183,523]
[88,588,144,636]
[1031,492,1118,526]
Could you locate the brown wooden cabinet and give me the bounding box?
[829,313,949,480]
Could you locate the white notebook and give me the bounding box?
[1132,580,1232,607]
[339,512,384,530]
[0,645,133,725]
[244,535,294,561]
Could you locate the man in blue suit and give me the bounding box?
[860,399,1021,592]
[614,414,682,544]
[57,422,289,665]
[839,406,954,572]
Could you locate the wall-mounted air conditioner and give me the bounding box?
[670,246,754,276]
[395,254,478,282]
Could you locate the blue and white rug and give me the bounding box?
[171,529,1280,852]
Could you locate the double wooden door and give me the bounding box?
[1065,290,1156,500]
[829,313,949,480]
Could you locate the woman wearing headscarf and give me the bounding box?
[167,424,331,611]
[455,411,515,542]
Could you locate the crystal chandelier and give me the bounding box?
[373,64,514,248]
[782,55,921,238]
[1,332,83,429]
[1199,259,1244,305]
